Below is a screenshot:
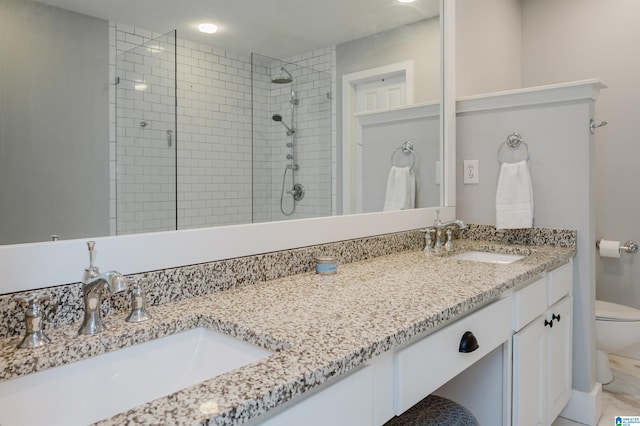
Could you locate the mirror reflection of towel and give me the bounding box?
[495,160,534,229]
[383,166,415,211]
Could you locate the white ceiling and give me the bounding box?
[38,0,440,58]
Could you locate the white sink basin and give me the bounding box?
[0,327,273,426]
[450,250,525,264]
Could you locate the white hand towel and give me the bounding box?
[495,160,534,229]
[383,166,415,211]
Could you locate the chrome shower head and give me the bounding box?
[272,66,293,84]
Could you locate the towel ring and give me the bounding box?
[390,141,416,170]
[497,132,531,164]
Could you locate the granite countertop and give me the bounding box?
[0,239,575,425]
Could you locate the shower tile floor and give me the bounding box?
[552,354,640,426]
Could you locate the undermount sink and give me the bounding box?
[450,250,525,264]
[0,327,273,426]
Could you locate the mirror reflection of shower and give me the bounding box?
[272,66,304,216]
[271,113,294,136]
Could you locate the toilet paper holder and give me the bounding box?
[596,239,639,254]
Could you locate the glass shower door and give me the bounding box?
[115,30,176,235]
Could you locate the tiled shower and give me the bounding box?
[111,25,333,235]
[252,53,333,223]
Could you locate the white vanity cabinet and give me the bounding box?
[255,298,513,426]
[394,297,512,415]
[254,260,573,426]
[512,261,573,426]
[254,351,394,426]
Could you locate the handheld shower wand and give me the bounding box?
[272,113,295,135]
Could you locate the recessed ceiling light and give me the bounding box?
[398,0,416,3]
[198,23,219,34]
[134,81,147,91]
[146,44,164,54]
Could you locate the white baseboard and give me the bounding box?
[559,384,602,426]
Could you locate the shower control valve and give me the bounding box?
[287,183,305,201]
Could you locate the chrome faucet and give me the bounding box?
[78,242,128,335]
[79,270,127,335]
[426,210,467,252]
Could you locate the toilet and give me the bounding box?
[595,300,640,384]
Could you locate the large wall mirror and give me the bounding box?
[0,0,454,294]
[0,0,442,246]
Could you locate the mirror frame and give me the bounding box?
[0,0,455,294]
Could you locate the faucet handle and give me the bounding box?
[125,277,152,323]
[17,293,50,307]
[83,241,100,281]
[444,227,454,251]
[127,276,151,288]
[16,293,52,349]
[424,228,436,252]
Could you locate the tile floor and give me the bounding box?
[553,354,640,426]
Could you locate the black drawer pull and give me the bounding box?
[552,313,561,322]
[545,319,553,328]
[459,331,479,353]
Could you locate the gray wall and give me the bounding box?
[336,17,441,213]
[362,115,440,211]
[457,0,640,313]
[456,94,597,394]
[456,0,522,97]
[337,17,441,104]
[456,0,640,395]
[521,0,640,313]
[0,0,110,244]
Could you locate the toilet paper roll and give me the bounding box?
[599,239,621,258]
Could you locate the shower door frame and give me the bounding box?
[113,29,178,236]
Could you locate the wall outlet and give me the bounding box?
[464,160,479,184]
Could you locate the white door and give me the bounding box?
[546,296,573,425]
[513,317,546,426]
[342,63,413,214]
[354,74,406,113]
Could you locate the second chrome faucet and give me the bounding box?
[425,210,466,253]
[78,241,153,335]
[78,241,128,335]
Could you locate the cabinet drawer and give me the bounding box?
[512,276,546,331]
[257,364,375,426]
[547,262,572,306]
[394,297,512,415]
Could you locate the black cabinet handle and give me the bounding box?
[459,331,480,353]
[552,313,561,322]
[545,319,554,328]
